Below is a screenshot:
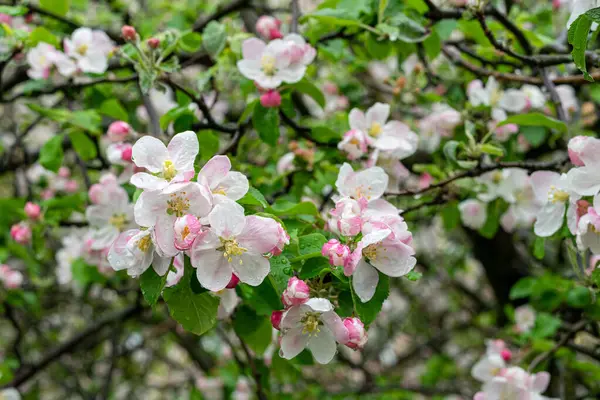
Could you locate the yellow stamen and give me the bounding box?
[137,235,151,252]
[109,214,127,230]
[77,44,88,56]
[301,312,321,335]
[368,122,382,137]
[218,237,247,263]
[163,160,177,181]
[492,171,503,184]
[212,187,227,196]
[548,185,569,204]
[362,244,378,261]
[167,193,190,217]
[261,54,277,76]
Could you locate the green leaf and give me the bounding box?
[163,258,220,335]
[159,105,190,130]
[40,0,70,16]
[27,27,59,48]
[566,286,592,308]
[269,255,292,294]
[441,201,460,230]
[289,79,326,109]
[310,126,340,143]
[567,10,599,82]
[366,32,392,59]
[39,135,64,172]
[72,258,106,285]
[298,233,327,257]
[252,105,280,146]
[202,21,227,58]
[197,130,220,161]
[100,99,129,122]
[140,267,168,306]
[443,140,460,165]
[533,236,545,260]
[531,312,561,339]
[0,5,28,16]
[352,272,390,325]
[378,13,429,43]
[238,279,281,315]
[480,143,504,157]
[233,306,273,354]
[238,187,268,208]
[498,112,567,133]
[300,8,364,27]
[404,271,422,281]
[238,99,258,123]
[521,126,548,148]
[68,131,97,161]
[510,277,536,300]
[269,201,319,217]
[378,0,388,24]
[299,257,330,279]
[179,31,203,52]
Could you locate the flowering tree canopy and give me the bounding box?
[1,0,600,399]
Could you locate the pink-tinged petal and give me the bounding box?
[567,201,578,235]
[167,131,199,171]
[281,304,306,329]
[238,216,280,253]
[322,311,349,344]
[335,163,354,197]
[530,171,560,203]
[232,254,270,286]
[107,229,138,271]
[198,155,231,189]
[371,241,416,277]
[186,182,213,218]
[236,60,263,81]
[152,255,172,276]
[352,259,379,302]
[360,229,392,247]
[152,216,179,257]
[307,326,337,364]
[208,203,246,238]
[531,371,551,393]
[365,102,390,127]
[130,172,169,191]
[305,298,334,313]
[217,171,249,200]
[132,136,169,172]
[281,327,309,359]
[192,249,232,291]
[534,202,565,237]
[190,230,220,252]
[242,38,266,60]
[567,167,600,196]
[134,191,166,227]
[348,109,367,131]
[471,355,505,383]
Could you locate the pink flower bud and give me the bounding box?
[65,180,78,193]
[255,16,282,40]
[226,274,240,289]
[107,121,132,142]
[501,349,512,362]
[568,135,596,167]
[41,189,55,200]
[418,173,433,190]
[24,202,41,220]
[147,38,160,49]
[173,214,202,250]
[270,223,290,256]
[58,166,71,178]
[323,82,338,95]
[88,184,103,204]
[577,199,591,220]
[343,317,367,349]
[0,13,13,25]
[321,239,350,267]
[121,25,137,41]
[281,277,310,308]
[260,90,281,108]
[121,145,133,162]
[271,310,283,330]
[0,265,23,289]
[10,223,31,245]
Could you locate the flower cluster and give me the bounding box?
[107,131,286,291]
[338,103,419,182]
[272,277,367,364]
[323,164,416,302]
[471,340,555,399]
[26,165,79,199]
[27,27,113,79]
[0,264,23,290]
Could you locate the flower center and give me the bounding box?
[77,44,88,56]
[548,185,569,204]
[301,312,322,335]
[137,235,151,252]
[213,187,227,196]
[109,213,127,230]
[349,137,360,146]
[362,244,378,260]
[261,54,277,76]
[181,225,190,239]
[369,122,382,137]
[492,171,503,184]
[162,160,177,181]
[167,193,190,217]
[219,237,247,263]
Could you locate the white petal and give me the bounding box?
[192,249,232,291]
[348,109,367,132]
[134,191,166,227]
[237,216,280,253]
[366,102,390,126]
[217,171,249,201]
[198,155,231,189]
[567,167,600,196]
[130,173,169,191]
[167,131,199,172]
[152,216,179,257]
[352,259,379,302]
[132,136,169,172]
[208,202,246,238]
[242,38,266,60]
[307,326,337,364]
[534,203,565,237]
[281,327,309,359]
[305,298,334,312]
[530,171,560,203]
[152,255,172,276]
[321,311,349,344]
[232,254,270,286]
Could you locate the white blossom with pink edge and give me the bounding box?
[130,131,199,192]
[197,155,249,202]
[530,171,579,237]
[270,222,289,256]
[474,367,556,400]
[255,15,283,40]
[107,143,133,166]
[576,193,600,254]
[335,163,388,201]
[279,298,349,364]
[418,103,461,153]
[85,181,133,250]
[459,199,487,230]
[107,228,172,277]
[236,37,311,89]
[471,339,512,384]
[0,264,24,289]
[566,135,600,196]
[514,305,536,333]
[338,129,372,160]
[189,202,280,291]
[63,27,114,74]
[281,277,310,308]
[343,317,367,350]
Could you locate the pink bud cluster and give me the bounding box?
[10,222,31,245]
[0,264,23,289]
[255,16,283,41]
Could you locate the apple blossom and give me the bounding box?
[64,28,114,74]
[106,121,132,142]
[576,194,600,253]
[471,339,510,383]
[27,42,58,79]
[24,202,41,220]
[271,310,283,330]
[10,222,31,245]
[217,288,240,320]
[556,85,579,118]
[335,163,388,201]
[270,222,289,256]
[237,37,309,89]
[0,265,23,289]
[56,230,85,285]
[260,90,281,108]
[255,16,283,40]
[321,239,351,267]
[474,367,555,400]
[279,298,349,364]
[107,143,134,165]
[343,317,367,350]
[173,214,203,250]
[166,253,184,287]
[530,171,579,237]
[189,202,279,291]
[514,305,536,333]
[281,277,310,307]
[130,131,199,191]
[338,129,371,160]
[121,25,137,41]
[197,155,249,202]
[107,228,172,277]
[85,182,133,250]
[459,199,487,230]
[417,103,461,153]
[566,136,600,196]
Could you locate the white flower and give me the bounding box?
[130,131,199,191]
[217,289,240,319]
[514,305,536,333]
[27,43,57,79]
[189,202,280,291]
[530,171,579,237]
[279,298,349,364]
[566,138,600,196]
[197,155,249,201]
[459,199,487,230]
[474,367,556,400]
[0,388,21,400]
[56,230,85,285]
[85,184,133,250]
[556,85,579,118]
[107,228,172,277]
[64,27,114,74]
[335,163,389,201]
